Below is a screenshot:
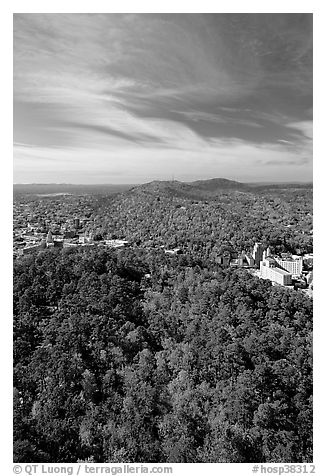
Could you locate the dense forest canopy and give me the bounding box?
[14,244,313,463]
[87,181,313,261]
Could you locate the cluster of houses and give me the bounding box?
[14,223,313,291]
[14,226,131,257]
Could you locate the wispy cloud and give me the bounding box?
[13,13,313,183]
[277,139,295,145]
[14,136,313,185]
[286,121,313,139]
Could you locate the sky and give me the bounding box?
[13,13,313,184]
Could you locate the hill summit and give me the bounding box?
[125,178,247,200]
[190,178,247,191]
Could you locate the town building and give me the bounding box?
[46,230,54,247]
[165,247,182,255]
[216,250,231,267]
[245,254,255,267]
[260,257,292,286]
[252,242,264,267]
[262,247,272,261]
[105,239,130,249]
[79,235,87,244]
[274,256,303,276]
[63,242,78,248]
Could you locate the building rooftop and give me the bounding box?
[276,256,302,262]
[272,267,292,276]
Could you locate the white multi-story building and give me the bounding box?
[274,256,303,276]
[260,257,292,286]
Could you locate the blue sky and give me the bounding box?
[13,13,312,183]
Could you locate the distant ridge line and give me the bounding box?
[13,178,312,186]
[13,178,312,196]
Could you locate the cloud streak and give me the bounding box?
[13,13,313,183]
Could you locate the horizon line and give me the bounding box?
[13,179,313,186]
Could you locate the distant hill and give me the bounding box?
[13,179,312,198]
[115,179,314,205]
[127,180,206,199]
[121,178,251,202]
[190,178,248,191]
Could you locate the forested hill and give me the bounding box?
[126,179,312,199]
[13,178,313,463]
[127,180,205,200]
[125,178,249,200]
[191,177,248,191]
[14,247,312,463]
[88,180,313,259]
[13,179,312,198]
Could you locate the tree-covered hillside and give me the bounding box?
[14,247,312,463]
[88,181,313,260]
